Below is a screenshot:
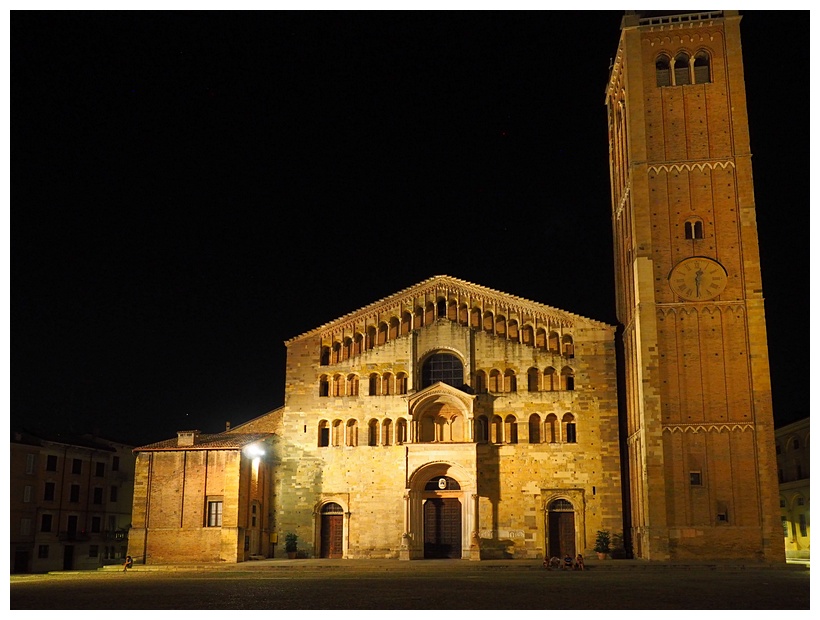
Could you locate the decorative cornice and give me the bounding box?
[647,160,735,174]
[625,422,755,443]
[656,302,747,316]
[663,423,755,434]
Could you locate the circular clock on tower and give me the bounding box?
[668,257,728,301]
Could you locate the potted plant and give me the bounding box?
[284,532,298,559]
[594,530,611,560]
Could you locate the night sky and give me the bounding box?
[11,11,809,447]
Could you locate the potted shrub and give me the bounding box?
[594,530,611,560]
[284,533,298,559]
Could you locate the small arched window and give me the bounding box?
[561,367,575,391]
[562,335,574,358]
[401,312,412,336]
[396,418,407,444]
[545,414,558,443]
[425,302,435,325]
[483,311,494,333]
[367,419,379,446]
[320,346,330,366]
[674,53,691,85]
[693,51,710,84]
[354,333,364,356]
[522,325,534,346]
[475,370,487,394]
[548,331,560,353]
[318,421,330,447]
[346,419,358,447]
[488,369,502,393]
[333,374,344,397]
[347,374,359,397]
[527,367,540,393]
[389,317,400,340]
[470,308,481,329]
[504,369,517,393]
[505,415,518,444]
[414,307,425,329]
[332,420,343,447]
[319,375,329,397]
[508,320,519,342]
[491,415,503,444]
[528,414,541,444]
[366,326,376,351]
[563,413,577,444]
[685,217,704,240]
[437,298,447,318]
[656,54,671,87]
[332,342,342,364]
[382,372,393,396]
[377,322,388,345]
[545,367,557,391]
[368,373,379,396]
[382,419,393,446]
[396,373,408,395]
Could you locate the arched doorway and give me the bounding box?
[547,498,576,558]
[319,502,344,558]
[423,476,462,559]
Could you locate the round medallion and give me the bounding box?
[668,257,728,301]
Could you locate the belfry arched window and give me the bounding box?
[693,51,711,84]
[674,53,691,85]
[656,54,671,86]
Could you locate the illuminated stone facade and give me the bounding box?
[275,275,622,560]
[607,11,784,561]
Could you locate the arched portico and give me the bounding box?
[402,462,477,560]
[406,381,476,443]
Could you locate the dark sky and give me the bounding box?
[12,11,809,447]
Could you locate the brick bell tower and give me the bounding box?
[606,11,784,561]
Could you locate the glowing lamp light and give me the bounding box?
[243,443,265,458]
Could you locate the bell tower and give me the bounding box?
[606,11,784,561]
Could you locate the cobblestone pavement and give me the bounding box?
[10,559,810,610]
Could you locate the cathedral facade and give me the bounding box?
[275,275,622,560]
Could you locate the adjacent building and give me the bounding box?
[776,418,810,563]
[10,431,136,573]
[129,427,277,564]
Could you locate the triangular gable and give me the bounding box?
[286,275,612,344]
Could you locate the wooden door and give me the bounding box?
[548,511,576,558]
[320,514,343,558]
[423,498,462,558]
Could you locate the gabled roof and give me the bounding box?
[286,275,613,343]
[133,432,272,453]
